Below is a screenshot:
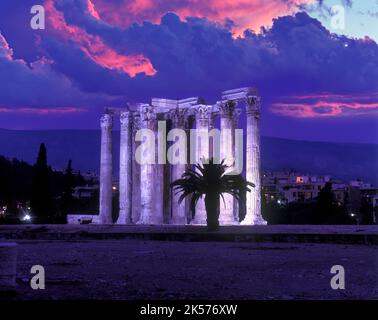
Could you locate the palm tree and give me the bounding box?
[171,158,254,231]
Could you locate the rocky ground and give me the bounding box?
[2,239,377,300]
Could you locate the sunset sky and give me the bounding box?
[0,0,377,143]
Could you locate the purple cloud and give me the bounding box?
[0,0,377,141]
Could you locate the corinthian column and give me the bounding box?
[233,108,242,222]
[131,112,141,223]
[117,111,132,224]
[99,113,113,224]
[170,107,188,224]
[192,105,211,225]
[138,104,163,224]
[242,96,267,225]
[219,100,238,225]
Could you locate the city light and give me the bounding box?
[0,206,6,216]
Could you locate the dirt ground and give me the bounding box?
[1,239,377,300]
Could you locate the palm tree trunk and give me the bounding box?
[205,193,220,231]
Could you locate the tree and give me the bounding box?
[316,182,349,224]
[359,197,374,225]
[262,197,288,224]
[31,143,53,220]
[77,170,86,186]
[61,160,74,217]
[171,158,253,231]
[0,156,14,214]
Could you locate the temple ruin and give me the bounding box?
[99,87,266,225]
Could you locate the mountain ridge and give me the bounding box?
[0,129,377,185]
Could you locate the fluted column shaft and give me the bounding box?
[117,111,132,224]
[233,108,242,221]
[219,100,237,225]
[132,113,141,223]
[185,116,195,223]
[138,105,163,224]
[99,113,113,224]
[193,105,211,225]
[170,108,188,224]
[243,96,267,225]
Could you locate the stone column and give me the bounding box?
[138,105,163,224]
[185,115,195,223]
[99,113,113,224]
[170,108,188,224]
[242,96,267,225]
[233,108,242,221]
[219,100,237,225]
[156,114,166,224]
[117,111,132,224]
[192,105,211,225]
[208,111,216,159]
[163,117,172,224]
[131,112,141,223]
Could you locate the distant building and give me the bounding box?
[262,171,330,204]
[72,185,98,199]
[262,171,377,210]
[75,170,99,182]
[349,180,373,189]
[360,186,378,207]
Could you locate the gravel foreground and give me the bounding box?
[2,240,378,300]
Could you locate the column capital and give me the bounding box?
[120,111,132,127]
[195,105,212,120]
[245,96,261,116]
[132,112,141,134]
[170,107,187,128]
[219,100,237,118]
[100,113,113,129]
[140,104,156,122]
[195,105,212,128]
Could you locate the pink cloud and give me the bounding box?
[45,0,156,77]
[0,32,13,60]
[91,0,315,36]
[87,0,100,20]
[0,30,121,111]
[285,93,378,101]
[272,94,378,118]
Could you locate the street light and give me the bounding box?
[23,214,32,222]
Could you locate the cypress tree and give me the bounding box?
[31,143,53,220]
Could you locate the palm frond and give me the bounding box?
[170,158,254,218]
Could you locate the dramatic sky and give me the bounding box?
[0,0,377,143]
